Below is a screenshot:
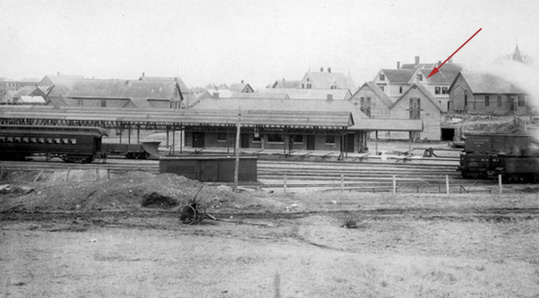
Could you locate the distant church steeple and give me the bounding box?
[512,44,524,63]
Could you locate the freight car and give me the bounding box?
[0,125,108,163]
[101,142,160,160]
[458,133,539,182]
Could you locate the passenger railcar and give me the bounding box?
[0,125,108,163]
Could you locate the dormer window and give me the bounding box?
[379,74,385,81]
[417,74,423,81]
[306,78,310,82]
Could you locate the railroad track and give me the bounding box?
[0,156,495,191]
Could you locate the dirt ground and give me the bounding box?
[1,171,539,297]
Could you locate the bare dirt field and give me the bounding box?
[1,171,539,297]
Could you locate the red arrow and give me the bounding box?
[428,28,482,79]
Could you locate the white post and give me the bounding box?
[392,175,396,194]
[341,174,344,192]
[284,175,287,193]
[498,174,502,194]
[234,109,241,192]
[446,175,449,194]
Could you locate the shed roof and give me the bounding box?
[350,118,423,131]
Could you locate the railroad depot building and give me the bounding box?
[188,96,368,153]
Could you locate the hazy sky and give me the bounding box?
[1,0,538,89]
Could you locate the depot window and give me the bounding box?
[325,135,335,145]
[217,133,227,142]
[292,135,303,143]
[267,133,284,143]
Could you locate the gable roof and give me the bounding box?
[229,82,253,93]
[67,79,181,101]
[303,71,354,89]
[414,63,463,84]
[39,75,86,98]
[271,79,301,88]
[449,71,526,94]
[353,82,394,107]
[262,88,352,100]
[138,76,189,94]
[391,83,442,111]
[379,69,414,83]
[192,95,367,122]
[231,92,290,100]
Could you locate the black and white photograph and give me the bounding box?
[1,0,539,297]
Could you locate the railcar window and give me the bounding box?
[70,138,77,145]
[14,137,21,143]
[22,137,29,143]
[30,137,37,143]
[54,138,61,144]
[7,137,13,143]
[46,138,53,144]
[39,138,45,144]
[62,138,69,144]
[0,137,5,143]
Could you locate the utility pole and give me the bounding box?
[234,109,241,192]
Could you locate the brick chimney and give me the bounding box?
[328,67,332,73]
[320,67,324,72]
[415,56,420,65]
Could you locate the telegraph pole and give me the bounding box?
[233,109,241,192]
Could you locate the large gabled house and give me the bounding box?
[298,68,355,90]
[269,78,301,89]
[408,63,462,112]
[229,81,254,93]
[448,71,530,115]
[38,74,85,106]
[373,68,414,101]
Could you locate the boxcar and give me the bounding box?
[0,125,108,163]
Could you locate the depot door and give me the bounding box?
[241,133,249,148]
[192,132,205,148]
[306,135,315,150]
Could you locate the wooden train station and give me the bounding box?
[0,106,423,158]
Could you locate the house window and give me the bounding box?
[399,86,403,94]
[417,74,423,81]
[101,99,106,107]
[464,92,468,107]
[306,83,312,89]
[435,87,441,95]
[442,87,448,94]
[217,133,227,142]
[380,86,384,91]
[301,83,305,89]
[379,74,385,81]
[409,98,421,119]
[485,95,490,107]
[267,133,284,143]
[292,135,303,143]
[330,85,337,89]
[518,95,525,106]
[497,95,502,107]
[78,99,83,106]
[325,135,335,145]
